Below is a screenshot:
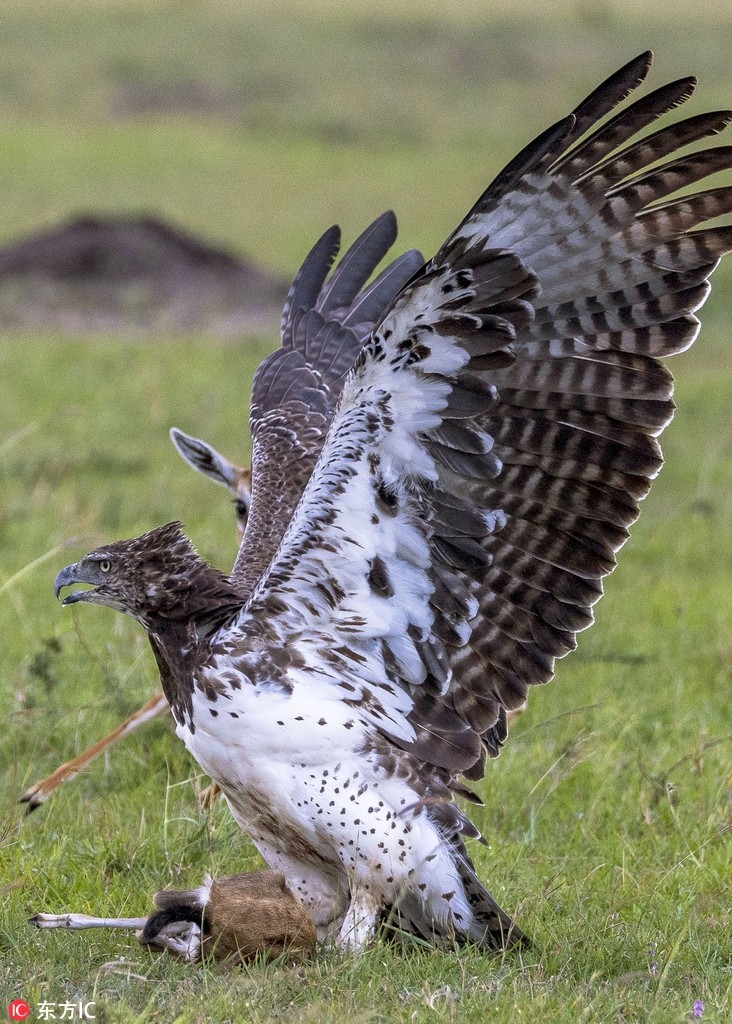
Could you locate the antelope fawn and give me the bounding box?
[32,869,317,965]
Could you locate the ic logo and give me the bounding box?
[8,1002,30,1021]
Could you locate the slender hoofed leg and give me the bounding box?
[30,913,148,930]
[30,911,202,961]
[19,692,169,811]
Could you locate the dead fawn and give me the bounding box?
[32,869,317,966]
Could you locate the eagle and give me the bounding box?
[54,52,732,951]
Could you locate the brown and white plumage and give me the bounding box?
[18,212,421,813]
[231,212,423,593]
[171,212,423,569]
[55,53,732,951]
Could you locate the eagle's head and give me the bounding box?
[54,522,241,632]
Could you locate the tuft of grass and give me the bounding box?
[1,2,731,1021]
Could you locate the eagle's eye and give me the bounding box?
[99,559,111,574]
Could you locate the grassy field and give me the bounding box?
[1,2,732,1022]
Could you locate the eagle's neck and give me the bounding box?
[137,558,244,633]
[143,573,241,732]
[147,623,202,733]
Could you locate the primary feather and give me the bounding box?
[56,53,732,950]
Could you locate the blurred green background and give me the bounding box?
[1,0,731,266]
[1,2,731,1020]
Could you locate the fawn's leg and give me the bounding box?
[19,692,169,811]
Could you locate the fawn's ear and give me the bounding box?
[153,876,212,912]
[170,428,243,492]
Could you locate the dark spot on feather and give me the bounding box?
[375,478,399,516]
[315,581,340,609]
[264,595,289,616]
[336,647,367,666]
[368,555,394,598]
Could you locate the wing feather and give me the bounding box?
[223,53,731,779]
[231,217,425,591]
[317,211,398,316]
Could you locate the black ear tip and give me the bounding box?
[169,427,196,451]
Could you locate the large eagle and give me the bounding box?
[54,53,731,951]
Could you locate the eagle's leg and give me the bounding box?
[336,889,382,951]
[244,836,347,942]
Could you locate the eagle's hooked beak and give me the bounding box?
[54,562,95,605]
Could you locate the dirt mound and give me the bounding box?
[0,215,289,335]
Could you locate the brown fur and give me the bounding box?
[146,870,316,965]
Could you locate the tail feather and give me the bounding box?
[455,852,528,949]
[381,840,528,951]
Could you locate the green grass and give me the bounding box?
[1,2,732,1021]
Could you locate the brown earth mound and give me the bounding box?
[0,215,289,335]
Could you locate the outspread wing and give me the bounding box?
[229,52,732,781]
[231,212,423,592]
